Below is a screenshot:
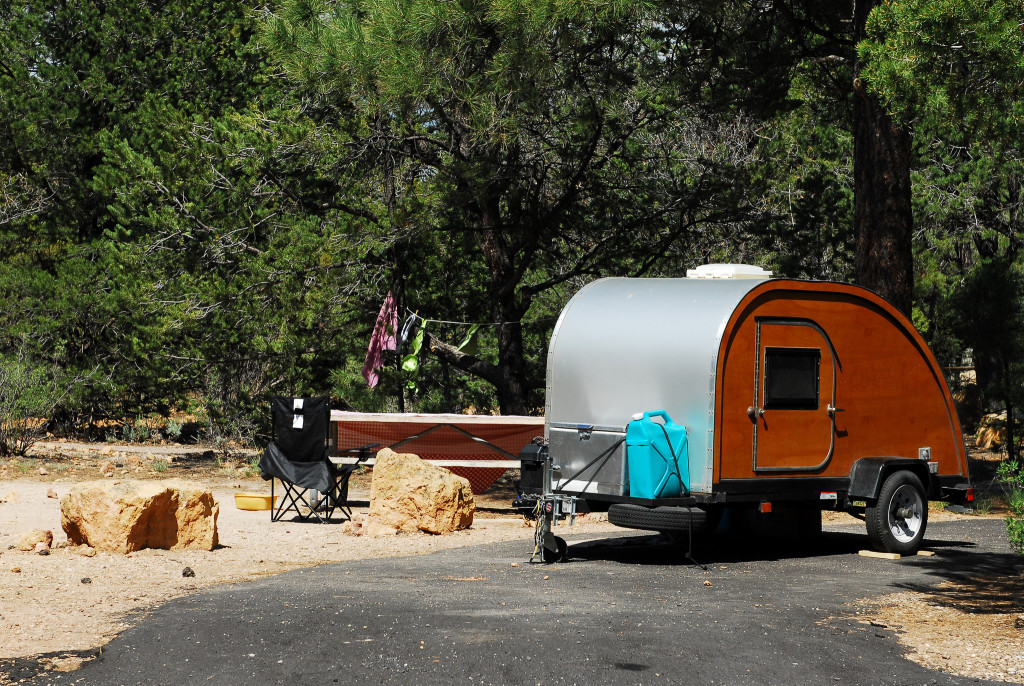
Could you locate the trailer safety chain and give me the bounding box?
[532,499,548,565]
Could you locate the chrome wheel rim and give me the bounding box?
[888,483,924,543]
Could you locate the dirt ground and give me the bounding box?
[0,440,1021,683]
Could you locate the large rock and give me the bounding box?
[976,412,1006,450]
[60,480,219,553]
[367,448,474,535]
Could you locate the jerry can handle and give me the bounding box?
[641,409,673,425]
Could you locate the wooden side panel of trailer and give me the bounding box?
[713,281,967,484]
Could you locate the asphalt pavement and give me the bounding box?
[19,518,1024,686]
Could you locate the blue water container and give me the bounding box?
[626,410,689,498]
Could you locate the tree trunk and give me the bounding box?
[853,0,915,318]
[1006,395,1016,462]
[421,220,533,415]
[480,220,531,416]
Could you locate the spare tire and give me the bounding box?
[608,503,709,533]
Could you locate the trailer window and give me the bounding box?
[763,348,820,410]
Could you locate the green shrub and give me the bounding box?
[997,459,1024,554]
[243,456,261,478]
[165,419,183,441]
[0,351,72,457]
[123,417,155,443]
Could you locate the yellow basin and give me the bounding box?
[234,493,278,511]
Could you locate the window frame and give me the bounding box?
[762,347,821,411]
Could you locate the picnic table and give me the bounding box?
[328,412,544,493]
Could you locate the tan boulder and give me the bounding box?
[60,480,219,553]
[367,448,474,535]
[976,412,1006,450]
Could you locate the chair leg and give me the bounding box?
[272,480,326,523]
[327,473,353,521]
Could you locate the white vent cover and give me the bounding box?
[686,263,773,280]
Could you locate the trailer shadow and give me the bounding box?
[565,530,872,565]
[564,530,993,567]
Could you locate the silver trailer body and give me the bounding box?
[545,275,769,495]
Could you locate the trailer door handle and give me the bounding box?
[827,404,845,417]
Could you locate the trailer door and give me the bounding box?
[752,318,839,472]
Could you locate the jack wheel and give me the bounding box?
[541,536,568,563]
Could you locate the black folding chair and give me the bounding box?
[258,396,375,523]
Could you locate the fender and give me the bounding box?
[848,457,934,500]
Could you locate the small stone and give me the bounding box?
[34,541,49,553]
[39,466,48,476]
[182,566,195,578]
[81,577,92,584]
[47,488,59,499]
[2,491,20,504]
[11,567,21,573]
[17,529,53,551]
[80,546,97,557]
[37,549,50,556]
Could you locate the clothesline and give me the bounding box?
[363,291,559,389]
[403,307,559,327]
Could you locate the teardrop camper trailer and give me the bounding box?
[522,265,973,560]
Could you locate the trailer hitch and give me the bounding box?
[530,451,579,563]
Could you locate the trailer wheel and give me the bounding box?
[866,470,928,553]
[540,536,568,563]
[608,504,708,533]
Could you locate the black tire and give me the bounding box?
[540,536,568,563]
[608,504,709,533]
[866,470,928,554]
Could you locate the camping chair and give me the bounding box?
[258,396,375,523]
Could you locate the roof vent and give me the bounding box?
[686,264,773,280]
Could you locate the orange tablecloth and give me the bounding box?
[331,412,544,494]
